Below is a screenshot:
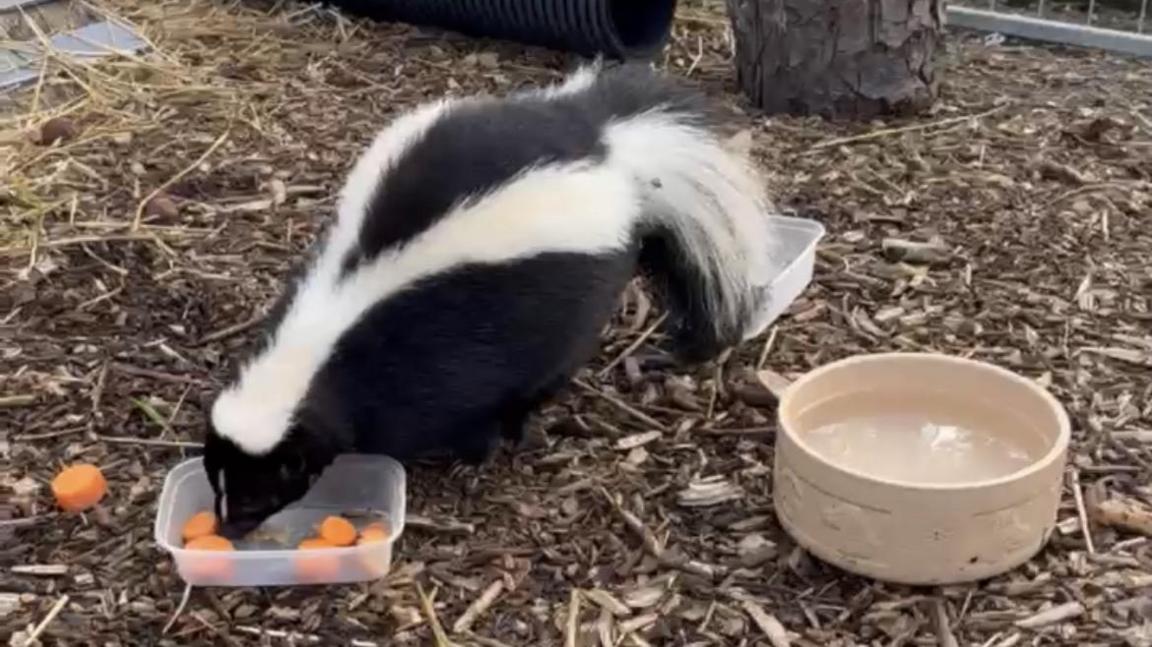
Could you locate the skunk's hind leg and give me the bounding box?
[455,419,503,465]
[499,376,572,445]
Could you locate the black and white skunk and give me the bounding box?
[204,63,780,537]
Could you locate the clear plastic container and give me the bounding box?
[154,455,405,587]
[743,215,827,341]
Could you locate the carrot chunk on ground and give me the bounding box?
[181,511,219,543]
[51,464,107,512]
[318,516,357,547]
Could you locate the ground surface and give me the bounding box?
[2,1,1152,645]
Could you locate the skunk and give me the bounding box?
[204,63,781,537]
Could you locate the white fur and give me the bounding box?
[604,113,777,336]
[530,63,600,100]
[213,66,777,455]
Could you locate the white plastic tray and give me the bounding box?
[743,215,826,341]
[154,455,405,587]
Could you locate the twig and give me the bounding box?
[111,362,211,386]
[0,394,37,408]
[95,435,203,448]
[931,598,959,647]
[406,515,475,535]
[740,599,791,647]
[756,326,778,370]
[133,398,175,436]
[451,580,505,634]
[565,588,581,647]
[0,234,154,256]
[197,309,267,345]
[990,633,1022,647]
[573,380,667,431]
[459,632,515,647]
[234,626,377,646]
[807,106,1006,151]
[132,130,229,230]
[0,515,52,529]
[417,583,454,647]
[12,427,85,441]
[598,488,725,580]
[191,613,243,647]
[1070,469,1096,554]
[21,594,69,646]
[1015,601,1084,628]
[702,426,776,436]
[10,565,68,576]
[163,584,193,634]
[598,314,667,378]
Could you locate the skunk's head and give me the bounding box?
[204,384,339,539]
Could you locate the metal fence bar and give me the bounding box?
[947,5,1152,57]
[1140,0,1148,33]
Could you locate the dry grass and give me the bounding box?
[2,0,1152,645]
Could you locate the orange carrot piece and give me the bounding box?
[182,511,219,543]
[296,537,341,582]
[185,535,234,551]
[357,522,390,544]
[298,538,337,549]
[51,464,107,512]
[184,535,234,582]
[318,516,357,547]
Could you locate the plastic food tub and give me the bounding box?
[743,215,826,341]
[154,455,405,587]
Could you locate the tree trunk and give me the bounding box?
[725,0,943,119]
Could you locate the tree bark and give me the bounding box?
[726,0,944,119]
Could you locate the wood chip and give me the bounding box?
[755,369,793,399]
[881,238,952,265]
[740,599,791,647]
[615,431,662,451]
[9,565,68,577]
[1088,497,1152,537]
[677,478,744,507]
[584,589,631,617]
[1015,602,1085,628]
[451,580,505,634]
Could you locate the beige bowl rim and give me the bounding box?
[777,352,1072,492]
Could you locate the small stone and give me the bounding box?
[38,117,79,145]
[145,195,179,219]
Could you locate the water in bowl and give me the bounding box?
[795,389,1042,484]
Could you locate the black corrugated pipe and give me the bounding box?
[325,0,678,59]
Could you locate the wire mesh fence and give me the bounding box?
[946,0,1152,57]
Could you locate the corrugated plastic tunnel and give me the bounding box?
[326,0,679,58]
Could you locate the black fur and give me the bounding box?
[314,250,634,459]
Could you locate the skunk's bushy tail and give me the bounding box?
[573,64,779,361]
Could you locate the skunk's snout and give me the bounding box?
[219,511,264,540]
